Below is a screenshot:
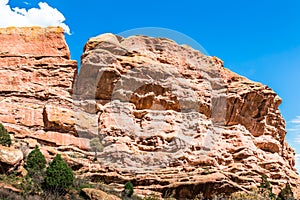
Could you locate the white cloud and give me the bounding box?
[294,154,300,173]
[290,116,300,124]
[286,116,300,172]
[0,0,70,34]
[287,116,300,136]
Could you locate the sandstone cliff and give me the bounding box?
[0,27,298,199]
[0,27,88,152]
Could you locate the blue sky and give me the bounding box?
[2,0,300,170]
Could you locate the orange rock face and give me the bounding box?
[0,146,23,166]
[0,28,299,198]
[75,33,299,198]
[0,27,82,151]
[0,27,70,58]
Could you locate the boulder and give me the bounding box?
[0,145,23,166]
[81,188,121,200]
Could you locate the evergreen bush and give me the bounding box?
[259,174,277,199]
[124,181,134,197]
[43,154,74,193]
[0,123,11,147]
[278,183,295,200]
[26,145,46,173]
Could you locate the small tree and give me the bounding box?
[0,123,11,147]
[43,154,74,193]
[124,181,134,197]
[278,183,295,200]
[25,145,47,195]
[26,145,46,173]
[259,174,277,200]
[90,137,103,161]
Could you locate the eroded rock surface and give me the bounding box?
[0,27,83,152]
[0,28,298,199]
[74,33,299,198]
[0,146,23,166]
[81,188,121,200]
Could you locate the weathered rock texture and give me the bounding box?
[0,27,299,199]
[0,27,90,153]
[81,188,121,200]
[74,33,299,199]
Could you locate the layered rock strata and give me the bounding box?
[0,27,89,153]
[0,27,298,199]
[74,33,298,198]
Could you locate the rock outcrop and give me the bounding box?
[0,27,90,154]
[81,188,121,200]
[75,33,299,198]
[0,146,23,170]
[0,27,298,199]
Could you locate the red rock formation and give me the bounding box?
[75,33,299,198]
[0,27,70,58]
[0,27,89,151]
[0,28,299,199]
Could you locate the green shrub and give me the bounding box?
[26,146,46,173]
[124,181,134,197]
[278,183,295,200]
[259,174,277,199]
[72,177,94,192]
[0,123,11,147]
[21,146,46,196]
[43,154,74,193]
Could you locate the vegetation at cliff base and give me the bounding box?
[278,183,294,200]
[259,174,277,199]
[43,154,74,193]
[124,181,134,197]
[0,125,296,200]
[25,145,46,173]
[0,123,11,147]
[21,145,47,196]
